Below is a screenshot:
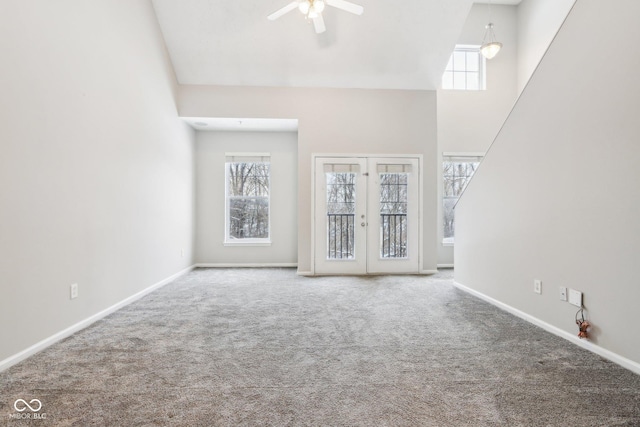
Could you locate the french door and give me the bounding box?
[314,156,420,274]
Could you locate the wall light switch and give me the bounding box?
[534,280,542,294]
[559,286,567,301]
[70,283,78,299]
[569,289,582,307]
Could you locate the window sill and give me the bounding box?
[442,242,454,247]
[224,240,272,247]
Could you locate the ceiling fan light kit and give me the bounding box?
[268,0,363,34]
[298,0,325,19]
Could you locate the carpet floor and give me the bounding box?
[1,268,639,426]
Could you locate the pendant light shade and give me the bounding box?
[480,23,502,59]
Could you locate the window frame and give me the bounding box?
[442,152,484,246]
[224,153,272,246]
[442,45,486,91]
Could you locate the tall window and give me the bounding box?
[443,154,482,245]
[225,154,270,244]
[442,45,485,91]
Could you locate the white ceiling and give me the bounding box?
[151,0,521,91]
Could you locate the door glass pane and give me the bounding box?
[326,172,356,259]
[379,173,408,258]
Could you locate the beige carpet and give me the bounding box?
[1,268,639,426]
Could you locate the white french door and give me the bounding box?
[314,156,420,275]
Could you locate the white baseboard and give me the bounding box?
[300,270,437,277]
[196,263,297,268]
[437,264,454,269]
[453,280,640,376]
[296,271,313,276]
[0,265,196,373]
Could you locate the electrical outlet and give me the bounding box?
[569,289,582,307]
[70,283,78,299]
[559,286,567,301]
[534,280,542,294]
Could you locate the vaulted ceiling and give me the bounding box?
[151,0,521,91]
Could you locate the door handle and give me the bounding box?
[361,222,366,227]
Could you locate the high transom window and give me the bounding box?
[442,45,486,91]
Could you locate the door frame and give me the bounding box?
[310,153,423,275]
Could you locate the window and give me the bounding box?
[378,166,409,259]
[442,45,485,91]
[225,153,270,245]
[325,170,357,259]
[443,154,482,245]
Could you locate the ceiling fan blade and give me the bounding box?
[267,1,299,20]
[313,15,326,33]
[326,0,363,15]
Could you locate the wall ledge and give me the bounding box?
[0,265,196,373]
[453,280,640,376]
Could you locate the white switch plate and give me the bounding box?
[559,286,567,301]
[534,280,542,294]
[70,283,78,299]
[569,289,582,307]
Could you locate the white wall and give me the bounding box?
[0,1,195,363]
[180,86,438,273]
[455,0,640,369]
[437,4,519,266]
[517,0,576,92]
[195,131,298,265]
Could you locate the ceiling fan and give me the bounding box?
[268,0,364,34]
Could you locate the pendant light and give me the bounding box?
[480,1,502,59]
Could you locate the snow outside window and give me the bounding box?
[225,154,271,245]
[443,154,482,245]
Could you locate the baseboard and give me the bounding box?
[453,280,640,376]
[0,264,196,373]
[437,264,454,269]
[195,263,297,268]
[302,270,438,277]
[296,271,313,276]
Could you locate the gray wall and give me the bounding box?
[179,86,438,273]
[195,131,298,265]
[455,0,640,368]
[0,1,195,362]
[437,4,519,266]
[437,1,577,266]
[517,0,576,92]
